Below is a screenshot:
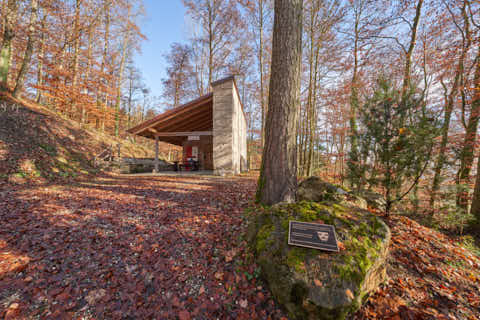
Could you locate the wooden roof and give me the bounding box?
[127,93,213,146]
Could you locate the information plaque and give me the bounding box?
[288,221,339,252]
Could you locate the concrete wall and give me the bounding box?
[212,76,248,175]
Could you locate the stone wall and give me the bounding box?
[212,76,248,175]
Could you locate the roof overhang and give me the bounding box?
[127,93,213,146]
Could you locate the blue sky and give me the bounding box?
[134,0,188,96]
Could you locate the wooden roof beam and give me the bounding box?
[155,131,212,137]
[160,111,212,132]
[150,103,212,133]
[127,93,213,135]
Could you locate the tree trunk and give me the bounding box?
[347,16,360,187]
[470,150,480,220]
[0,0,18,87]
[70,0,82,117]
[35,14,46,103]
[100,0,110,132]
[71,0,81,87]
[457,41,480,209]
[259,0,265,148]
[83,6,95,124]
[13,0,39,97]
[401,0,423,96]
[256,0,303,205]
[430,2,470,207]
[207,1,214,86]
[114,5,130,136]
[307,2,321,177]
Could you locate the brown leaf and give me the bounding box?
[4,303,20,320]
[172,295,182,308]
[178,310,191,320]
[224,249,237,262]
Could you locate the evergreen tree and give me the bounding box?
[357,78,439,215]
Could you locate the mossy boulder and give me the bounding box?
[298,177,368,210]
[247,199,390,320]
[358,190,386,212]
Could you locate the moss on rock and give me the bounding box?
[248,195,390,320]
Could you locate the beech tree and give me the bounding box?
[0,0,18,86]
[162,43,194,108]
[257,0,303,205]
[456,5,480,210]
[430,0,473,207]
[182,0,243,91]
[13,0,39,97]
[240,0,273,147]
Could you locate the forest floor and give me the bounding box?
[1,173,479,319]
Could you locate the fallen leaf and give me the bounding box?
[239,299,248,308]
[178,310,191,320]
[85,289,106,305]
[4,303,20,320]
[314,279,323,287]
[172,295,182,308]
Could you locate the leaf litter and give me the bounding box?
[0,174,479,319]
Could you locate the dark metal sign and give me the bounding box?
[288,221,339,252]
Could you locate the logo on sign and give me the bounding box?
[317,231,329,242]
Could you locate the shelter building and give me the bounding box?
[127,76,247,175]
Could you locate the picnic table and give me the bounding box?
[174,160,199,171]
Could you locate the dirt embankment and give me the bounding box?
[0,93,172,185]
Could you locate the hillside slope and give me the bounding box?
[0,93,168,185]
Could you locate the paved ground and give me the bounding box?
[0,174,284,319]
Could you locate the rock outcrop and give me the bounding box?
[297,177,368,210]
[248,178,391,320]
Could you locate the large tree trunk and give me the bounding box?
[0,0,18,87]
[256,0,303,205]
[13,0,39,97]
